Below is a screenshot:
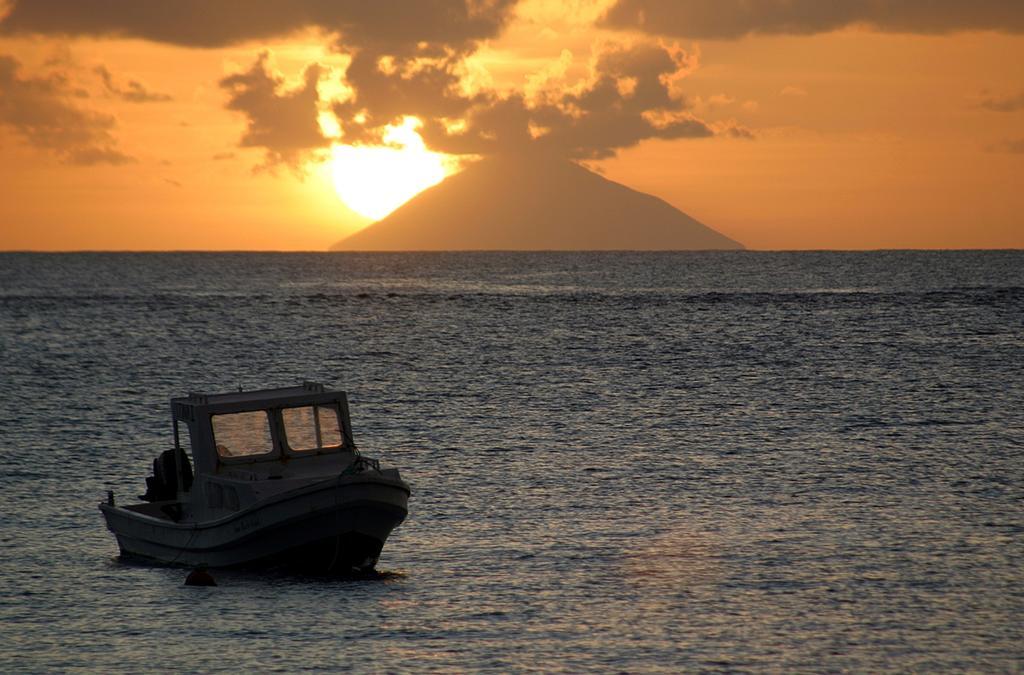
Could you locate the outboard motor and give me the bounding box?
[141,448,193,502]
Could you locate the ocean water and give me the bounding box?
[0,251,1022,672]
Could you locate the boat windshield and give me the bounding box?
[212,411,274,458]
[282,405,344,452]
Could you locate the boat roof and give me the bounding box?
[171,382,346,418]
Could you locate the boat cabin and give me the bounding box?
[171,382,356,481]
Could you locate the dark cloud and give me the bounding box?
[724,125,755,139]
[63,146,135,165]
[540,43,714,158]
[231,41,717,165]
[991,138,1024,154]
[337,42,714,160]
[0,0,516,52]
[979,91,1024,113]
[219,52,328,169]
[0,54,134,165]
[2,1,727,163]
[94,65,172,102]
[13,0,517,170]
[332,49,484,146]
[600,1,1024,39]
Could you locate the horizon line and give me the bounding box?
[1,248,1022,254]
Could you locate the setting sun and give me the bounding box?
[329,117,451,221]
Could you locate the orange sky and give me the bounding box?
[0,0,1022,250]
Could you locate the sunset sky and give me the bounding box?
[1,0,1022,251]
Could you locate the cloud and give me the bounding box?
[990,138,1024,154]
[722,124,754,139]
[94,65,172,102]
[331,48,485,148]
[229,40,724,164]
[538,42,715,157]
[3,2,730,164]
[17,1,729,166]
[979,91,1024,113]
[219,52,329,170]
[600,1,1024,39]
[337,41,715,160]
[63,146,135,165]
[3,1,518,169]
[780,85,808,97]
[0,54,134,165]
[0,0,516,52]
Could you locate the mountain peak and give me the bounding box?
[331,154,743,251]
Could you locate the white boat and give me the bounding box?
[99,382,410,573]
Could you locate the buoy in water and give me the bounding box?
[184,566,217,586]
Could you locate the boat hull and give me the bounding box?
[100,475,409,572]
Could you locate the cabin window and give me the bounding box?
[282,405,344,452]
[211,411,273,458]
